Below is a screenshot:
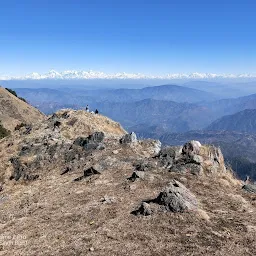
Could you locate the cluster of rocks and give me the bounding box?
[157,140,226,176]
[9,130,107,182]
[73,132,105,150]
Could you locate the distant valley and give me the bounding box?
[3,82,256,181]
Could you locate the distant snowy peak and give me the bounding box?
[1,70,256,80]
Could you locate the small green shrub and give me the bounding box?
[0,122,10,139]
[5,88,17,97]
[18,97,27,103]
[5,88,27,103]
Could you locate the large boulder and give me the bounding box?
[73,132,105,150]
[120,132,137,144]
[133,180,198,215]
[182,140,201,156]
[154,180,198,212]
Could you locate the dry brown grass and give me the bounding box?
[0,87,45,131]
[0,110,255,256]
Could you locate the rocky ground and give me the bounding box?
[0,109,255,256]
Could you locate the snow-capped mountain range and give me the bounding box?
[1,70,256,80]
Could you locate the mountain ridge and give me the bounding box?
[0,109,255,255]
[0,86,45,131]
[206,109,256,133]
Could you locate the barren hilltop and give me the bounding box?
[0,87,45,131]
[0,103,255,255]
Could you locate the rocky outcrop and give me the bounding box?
[154,180,198,212]
[242,184,256,193]
[157,141,226,175]
[120,132,137,144]
[73,132,105,150]
[133,180,198,215]
[182,140,202,155]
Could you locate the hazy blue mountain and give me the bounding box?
[203,94,256,117]
[13,86,256,136]
[15,84,219,104]
[206,109,256,133]
[183,80,256,98]
[97,99,214,132]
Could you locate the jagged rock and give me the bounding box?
[120,132,137,144]
[73,165,103,182]
[154,180,198,212]
[157,146,182,168]
[242,184,256,193]
[73,132,105,150]
[9,157,39,181]
[84,166,102,176]
[182,140,201,156]
[128,171,145,181]
[133,180,198,216]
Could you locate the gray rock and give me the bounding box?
[100,196,116,204]
[157,146,182,168]
[133,180,198,216]
[9,157,25,181]
[134,161,153,172]
[186,163,203,175]
[73,165,103,182]
[120,132,137,144]
[152,140,162,155]
[182,140,201,156]
[9,157,39,181]
[128,171,145,181]
[73,132,105,150]
[154,180,198,212]
[133,202,152,216]
[242,184,256,193]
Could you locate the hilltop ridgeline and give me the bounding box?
[0,109,255,255]
[0,87,45,132]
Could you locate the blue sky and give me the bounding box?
[0,0,255,76]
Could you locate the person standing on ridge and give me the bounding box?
[85,105,89,112]
[95,109,99,114]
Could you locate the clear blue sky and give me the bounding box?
[0,0,255,76]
